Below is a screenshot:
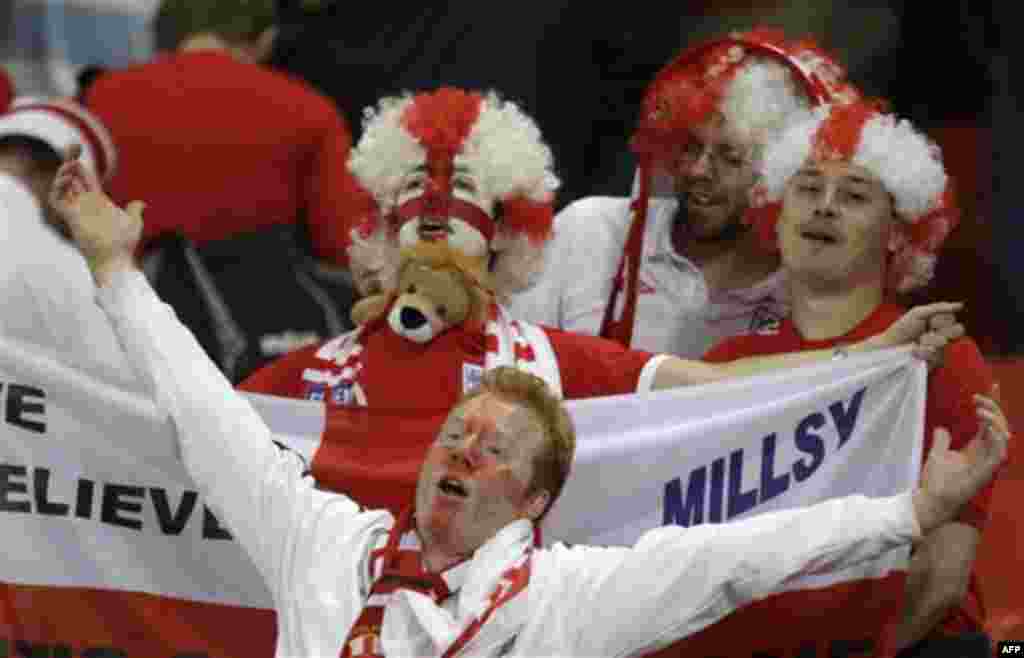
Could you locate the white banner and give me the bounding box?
[0,335,925,655]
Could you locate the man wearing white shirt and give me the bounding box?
[506,28,861,357]
[48,145,1010,658]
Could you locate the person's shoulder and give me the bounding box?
[555,196,633,231]
[548,196,634,259]
[257,65,337,108]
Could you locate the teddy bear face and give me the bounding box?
[387,263,473,343]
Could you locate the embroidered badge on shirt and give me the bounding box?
[305,383,327,401]
[332,384,354,405]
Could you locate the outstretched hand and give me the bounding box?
[913,393,1010,535]
[865,302,965,369]
[50,145,145,285]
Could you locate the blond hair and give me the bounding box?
[460,366,575,519]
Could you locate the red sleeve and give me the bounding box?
[924,337,995,529]
[702,336,751,363]
[303,107,356,266]
[543,327,656,399]
[236,343,324,398]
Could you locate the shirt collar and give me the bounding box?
[646,197,701,272]
[394,518,534,595]
[713,269,789,304]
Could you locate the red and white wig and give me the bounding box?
[345,87,559,298]
[751,101,958,293]
[631,27,860,189]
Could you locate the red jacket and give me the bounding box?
[85,51,357,264]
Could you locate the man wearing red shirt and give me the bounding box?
[704,101,1004,657]
[80,0,359,382]
[83,0,353,258]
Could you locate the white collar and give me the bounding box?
[381,519,535,656]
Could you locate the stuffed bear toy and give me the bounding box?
[350,242,492,343]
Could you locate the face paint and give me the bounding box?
[393,151,498,260]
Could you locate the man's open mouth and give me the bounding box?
[418,219,453,240]
[800,229,840,245]
[438,477,469,498]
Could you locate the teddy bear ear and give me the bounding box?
[351,294,392,326]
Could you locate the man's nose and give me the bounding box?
[814,187,839,218]
[452,433,483,468]
[684,147,714,180]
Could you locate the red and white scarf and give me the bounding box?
[340,509,534,657]
[305,304,563,404]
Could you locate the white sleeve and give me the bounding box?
[95,268,367,596]
[559,492,921,657]
[504,223,569,328]
[553,198,628,336]
[506,198,627,336]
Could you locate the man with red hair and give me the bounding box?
[704,100,1002,657]
[238,86,966,516]
[507,28,861,357]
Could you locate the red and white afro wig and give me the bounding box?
[752,101,958,293]
[631,27,860,180]
[345,88,559,296]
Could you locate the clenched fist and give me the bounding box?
[50,144,146,286]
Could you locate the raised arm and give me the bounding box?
[560,407,1008,657]
[651,304,965,388]
[49,146,371,594]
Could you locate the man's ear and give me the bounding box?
[524,489,551,522]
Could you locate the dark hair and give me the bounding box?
[153,0,276,51]
[0,136,62,176]
[76,66,108,103]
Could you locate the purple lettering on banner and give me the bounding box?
[830,389,866,449]
[727,449,758,519]
[662,467,706,528]
[708,456,726,523]
[759,433,790,502]
[793,413,827,482]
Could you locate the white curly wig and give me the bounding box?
[348,89,559,215]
